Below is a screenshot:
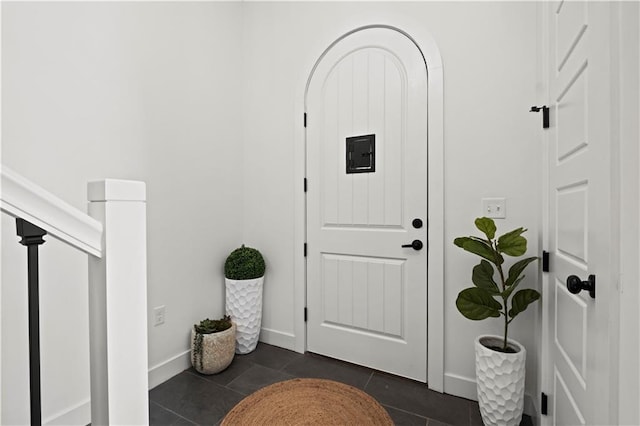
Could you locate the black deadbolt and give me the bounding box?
[412,219,423,229]
[402,240,423,251]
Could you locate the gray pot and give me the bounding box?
[191,322,236,374]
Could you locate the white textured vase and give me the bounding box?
[225,277,264,354]
[191,322,236,375]
[475,335,526,426]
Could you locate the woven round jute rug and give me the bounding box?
[221,378,393,425]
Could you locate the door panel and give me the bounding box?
[556,185,587,262]
[555,282,587,382]
[321,50,405,228]
[545,1,612,424]
[556,65,587,161]
[306,28,428,382]
[321,254,405,337]
[554,370,585,426]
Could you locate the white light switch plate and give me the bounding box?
[154,305,166,326]
[482,198,506,219]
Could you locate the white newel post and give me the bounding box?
[87,179,149,425]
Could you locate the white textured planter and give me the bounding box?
[191,322,236,375]
[475,335,526,426]
[225,277,264,354]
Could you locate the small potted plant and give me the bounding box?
[191,315,236,375]
[224,244,266,354]
[454,217,540,426]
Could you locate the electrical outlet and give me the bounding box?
[154,305,166,326]
[482,198,506,219]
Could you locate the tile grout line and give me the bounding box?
[363,372,434,424]
[150,400,198,425]
[279,352,304,372]
[222,365,256,396]
[363,371,374,390]
[381,403,430,422]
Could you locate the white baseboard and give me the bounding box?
[259,327,297,352]
[44,398,90,426]
[444,372,537,417]
[444,372,477,401]
[148,349,192,389]
[41,349,191,425]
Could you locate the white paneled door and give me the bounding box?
[545,2,614,424]
[305,27,428,382]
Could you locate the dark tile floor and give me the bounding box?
[149,343,533,426]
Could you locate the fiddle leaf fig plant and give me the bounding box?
[454,217,540,352]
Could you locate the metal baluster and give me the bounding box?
[16,218,47,426]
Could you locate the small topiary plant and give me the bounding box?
[224,244,265,280]
[193,315,233,371]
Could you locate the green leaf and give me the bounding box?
[453,237,471,248]
[475,217,497,240]
[498,228,528,256]
[501,276,524,299]
[472,260,500,294]
[508,289,541,318]
[506,257,538,286]
[454,237,503,265]
[456,288,502,320]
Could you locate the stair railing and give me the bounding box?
[1,165,149,425]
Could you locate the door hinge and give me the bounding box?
[541,392,548,415]
[304,113,307,128]
[304,243,307,257]
[542,250,550,272]
[304,307,308,322]
[304,178,307,192]
[530,105,549,129]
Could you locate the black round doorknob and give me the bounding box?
[566,275,583,294]
[402,240,423,251]
[566,274,596,299]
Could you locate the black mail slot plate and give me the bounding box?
[346,134,375,174]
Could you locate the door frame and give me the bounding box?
[292,22,445,391]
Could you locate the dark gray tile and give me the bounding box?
[149,401,182,425]
[171,417,196,426]
[427,419,454,426]
[366,372,471,426]
[187,353,254,386]
[226,364,295,395]
[469,404,483,426]
[154,345,539,426]
[238,342,303,370]
[384,405,428,425]
[149,371,244,425]
[470,403,533,426]
[283,352,373,389]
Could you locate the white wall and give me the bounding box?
[241,0,540,402]
[2,1,544,423]
[1,2,242,424]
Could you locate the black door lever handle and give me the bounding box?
[402,240,423,251]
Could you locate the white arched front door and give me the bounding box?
[305,27,429,382]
